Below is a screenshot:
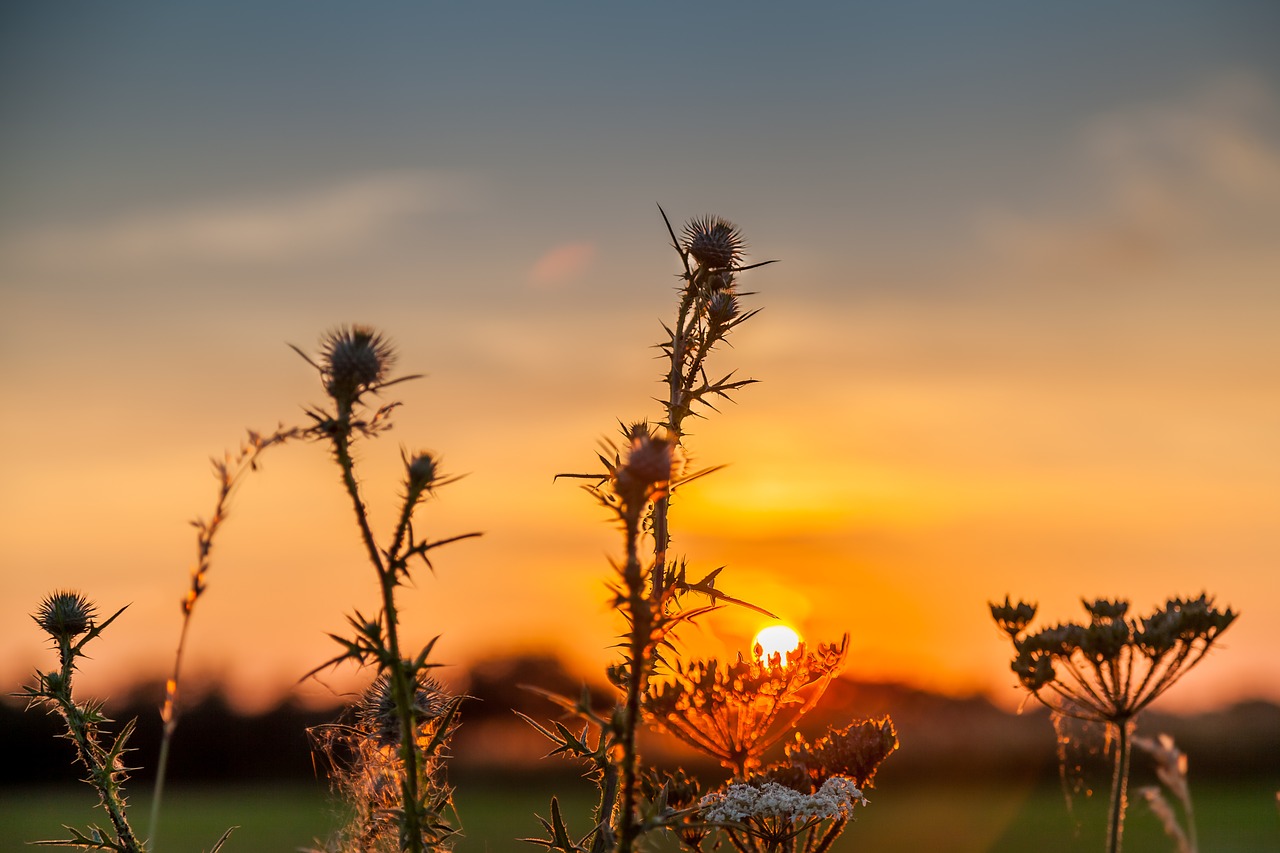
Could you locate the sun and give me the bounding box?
[752,624,802,662]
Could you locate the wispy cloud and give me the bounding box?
[528,240,597,288]
[2,171,482,271]
[977,73,1280,271]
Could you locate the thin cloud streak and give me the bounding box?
[1,171,484,271]
[976,73,1280,271]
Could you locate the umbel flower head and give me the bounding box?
[701,777,866,824]
[683,215,746,270]
[318,325,397,406]
[34,591,97,640]
[990,594,1237,722]
[644,636,849,776]
[764,717,900,793]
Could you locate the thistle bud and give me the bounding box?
[407,451,439,492]
[707,291,740,327]
[318,325,396,406]
[34,591,96,640]
[683,215,746,270]
[614,429,677,504]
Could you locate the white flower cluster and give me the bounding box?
[701,777,867,823]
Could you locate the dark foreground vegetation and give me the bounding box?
[5,656,1279,788]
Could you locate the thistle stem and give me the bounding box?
[617,508,647,853]
[52,645,144,852]
[332,410,425,853]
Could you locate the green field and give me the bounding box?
[2,780,1275,852]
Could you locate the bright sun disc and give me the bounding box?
[753,625,802,661]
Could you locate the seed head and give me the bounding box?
[356,671,450,748]
[683,215,746,270]
[318,325,396,405]
[34,591,96,640]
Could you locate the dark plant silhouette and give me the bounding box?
[991,594,1236,853]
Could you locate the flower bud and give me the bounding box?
[407,451,439,491]
[34,591,96,640]
[683,215,746,270]
[318,325,396,405]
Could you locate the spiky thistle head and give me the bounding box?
[33,591,96,641]
[613,423,681,506]
[355,671,451,749]
[683,215,746,270]
[318,325,397,407]
[405,450,441,501]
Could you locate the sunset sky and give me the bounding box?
[3,3,1278,714]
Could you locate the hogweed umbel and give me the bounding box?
[990,594,1236,853]
[644,637,850,778]
[693,718,898,853]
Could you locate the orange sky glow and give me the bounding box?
[2,6,1278,717]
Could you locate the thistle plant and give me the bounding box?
[21,593,236,852]
[294,326,477,853]
[533,211,773,853]
[532,211,895,853]
[18,592,148,852]
[310,673,462,852]
[990,594,1237,853]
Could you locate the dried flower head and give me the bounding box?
[34,591,97,640]
[683,215,746,270]
[355,671,451,749]
[318,325,397,406]
[772,717,899,792]
[645,636,849,775]
[311,670,459,852]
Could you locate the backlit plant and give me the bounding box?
[17,592,163,852]
[990,594,1236,853]
[528,210,896,853]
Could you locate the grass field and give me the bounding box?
[2,779,1275,852]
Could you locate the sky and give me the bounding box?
[2,2,1278,715]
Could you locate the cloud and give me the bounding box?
[1,171,481,271]
[976,73,1280,271]
[529,240,597,288]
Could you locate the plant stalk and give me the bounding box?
[1106,718,1134,853]
[332,408,425,853]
